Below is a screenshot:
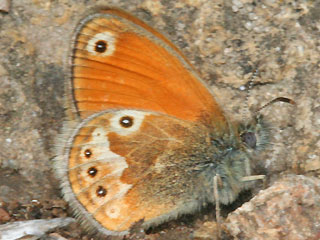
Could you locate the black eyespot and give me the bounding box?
[95,40,107,53]
[119,116,134,128]
[84,149,92,158]
[241,132,257,149]
[96,186,107,197]
[87,167,97,177]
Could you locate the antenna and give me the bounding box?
[240,64,295,118]
[254,97,295,115]
[244,68,260,106]
[239,67,260,121]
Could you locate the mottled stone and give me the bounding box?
[0,0,10,13]
[225,175,320,240]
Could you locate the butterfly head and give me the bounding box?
[201,114,270,205]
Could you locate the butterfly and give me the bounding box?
[54,7,271,237]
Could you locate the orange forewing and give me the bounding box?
[72,8,226,124]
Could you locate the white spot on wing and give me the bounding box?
[106,206,120,219]
[80,127,132,218]
[86,31,116,56]
[87,128,118,160]
[109,110,149,136]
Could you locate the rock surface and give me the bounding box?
[225,175,320,240]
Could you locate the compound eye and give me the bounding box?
[241,132,257,149]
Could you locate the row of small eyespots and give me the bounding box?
[79,113,137,199]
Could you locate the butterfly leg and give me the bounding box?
[213,174,222,239]
[213,174,266,239]
[241,175,266,188]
